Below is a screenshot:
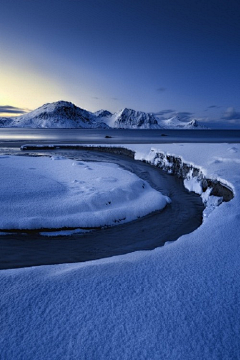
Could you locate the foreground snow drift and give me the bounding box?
[0,155,169,230]
[1,143,240,360]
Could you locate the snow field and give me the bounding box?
[1,143,240,359]
[0,155,170,230]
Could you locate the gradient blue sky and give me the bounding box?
[1,0,240,126]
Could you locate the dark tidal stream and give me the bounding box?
[0,149,204,269]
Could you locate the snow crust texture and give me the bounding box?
[0,155,169,230]
[1,143,240,360]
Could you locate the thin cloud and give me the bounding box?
[222,107,240,121]
[111,97,119,101]
[154,109,175,116]
[92,97,100,100]
[0,105,28,115]
[156,87,166,92]
[205,105,221,111]
[177,112,193,116]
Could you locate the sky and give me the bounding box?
[0,0,240,127]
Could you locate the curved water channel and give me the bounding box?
[0,149,204,269]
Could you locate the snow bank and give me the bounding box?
[0,155,170,230]
[133,144,234,216]
[1,143,240,360]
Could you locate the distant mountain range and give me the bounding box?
[0,101,205,129]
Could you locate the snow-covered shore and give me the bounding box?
[1,143,240,359]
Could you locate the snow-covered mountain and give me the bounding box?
[1,101,109,129]
[96,108,204,129]
[158,116,203,129]
[98,108,161,129]
[0,100,204,129]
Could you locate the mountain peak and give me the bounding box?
[113,108,160,129]
[94,109,113,118]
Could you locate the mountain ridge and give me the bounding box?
[0,100,205,129]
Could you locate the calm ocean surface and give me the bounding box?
[0,128,240,146]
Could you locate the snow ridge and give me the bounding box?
[135,148,234,217]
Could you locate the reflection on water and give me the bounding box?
[0,128,240,144]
